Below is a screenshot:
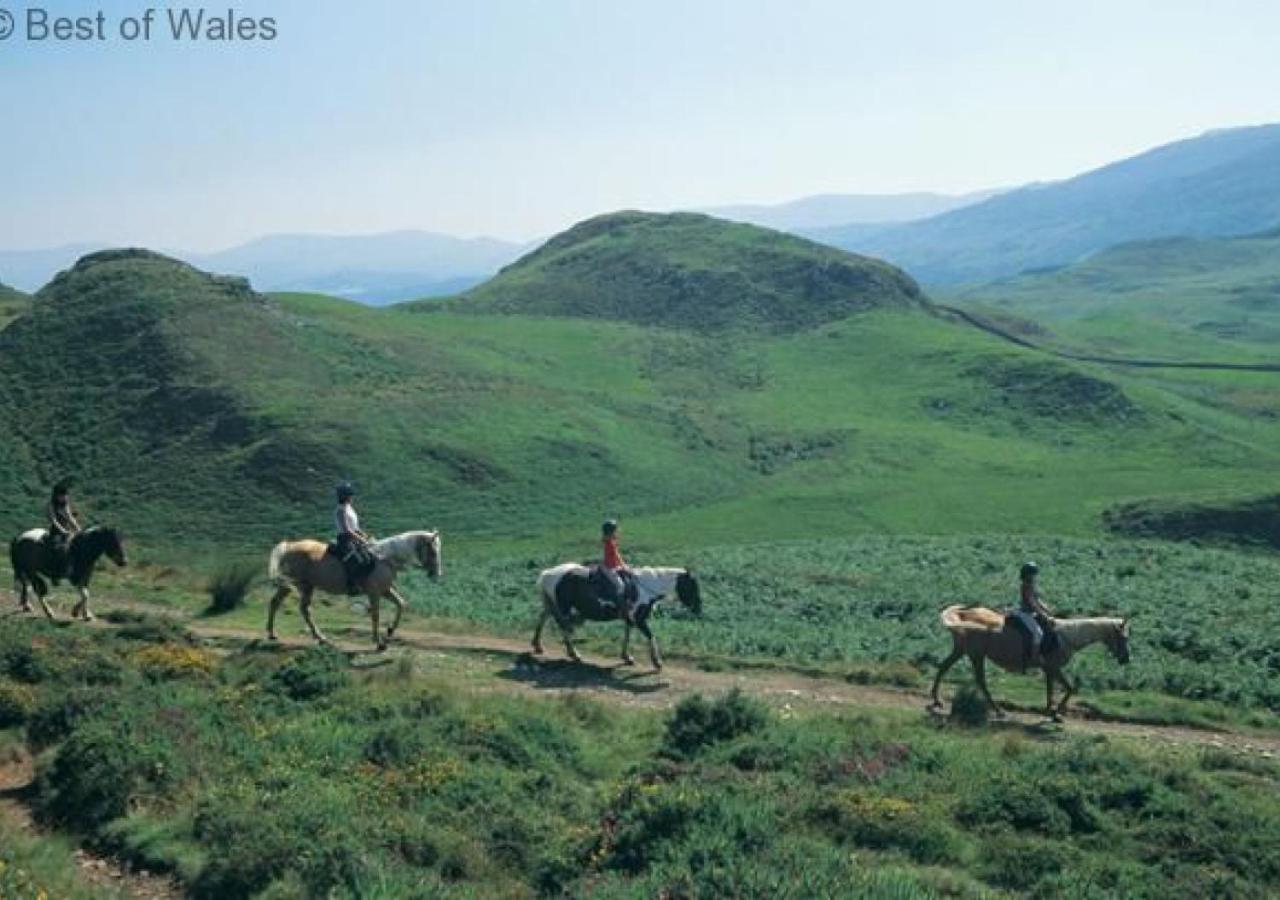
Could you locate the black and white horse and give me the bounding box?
[532,564,702,669]
[10,525,127,621]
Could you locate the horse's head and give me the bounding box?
[675,569,702,618]
[103,527,128,567]
[1105,618,1131,665]
[415,531,442,579]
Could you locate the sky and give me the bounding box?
[2,0,1280,251]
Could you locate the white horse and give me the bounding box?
[532,564,703,669]
[266,530,441,650]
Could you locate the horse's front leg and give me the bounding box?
[72,585,95,622]
[620,621,635,666]
[637,619,661,670]
[384,587,407,640]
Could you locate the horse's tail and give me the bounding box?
[9,536,21,591]
[268,541,292,587]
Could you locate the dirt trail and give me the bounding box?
[187,615,1280,759]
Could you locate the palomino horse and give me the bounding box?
[265,530,441,650]
[9,525,128,621]
[930,605,1131,721]
[533,564,702,670]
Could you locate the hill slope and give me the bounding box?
[0,280,28,328]
[949,229,1280,363]
[1,238,1277,556]
[432,211,930,332]
[829,124,1280,284]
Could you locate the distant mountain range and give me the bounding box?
[0,232,528,304]
[700,190,1003,231]
[823,123,1280,284]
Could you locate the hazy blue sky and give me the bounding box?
[2,0,1279,250]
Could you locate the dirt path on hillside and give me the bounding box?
[0,746,181,900]
[12,593,1280,760]
[184,616,1280,758]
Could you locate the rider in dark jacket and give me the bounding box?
[46,479,81,581]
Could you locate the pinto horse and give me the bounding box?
[266,530,441,650]
[532,564,702,670]
[10,525,128,621]
[930,605,1131,721]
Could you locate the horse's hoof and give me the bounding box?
[376,643,389,653]
[267,634,279,642]
[622,655,636,666]
[532,644,544,655]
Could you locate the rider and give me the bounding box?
[45,479,81,581]
[1012,561,1055,671]
[335,482,374,595]
[602,519,635,623]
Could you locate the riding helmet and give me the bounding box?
[1020,561,1039,579]
[602,519,619,536]
[336,482,357,501]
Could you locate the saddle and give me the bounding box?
[587,565,637,612]
[1006,613,1059,656]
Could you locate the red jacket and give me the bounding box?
[603,536,625,570]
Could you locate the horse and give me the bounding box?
[9,525,128,621]
[929,605,1131,722]
[265,530,440,650]
[532,564,702,670]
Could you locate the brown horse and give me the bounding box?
[930,605,1131,721]
[265,530,440,650]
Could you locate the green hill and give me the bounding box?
[1,237,1277,559]
[0,280,28,329]
[425,211,929,332]
[947,229,1280,364]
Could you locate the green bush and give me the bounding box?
[37,719,177,830]
[204,561,258,615]
[663,689,769,758]
[25,687,112,750]
[267,647,350,701]
[948,684,990,727]
[0,679,36,727]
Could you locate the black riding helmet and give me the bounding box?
[602,519,619,537]
[1020,561,1039,580]
[336,482,357,502]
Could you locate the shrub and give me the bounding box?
[948,684,990,727]
[132,644,219,681]
[37,719,176,830]
[812,790,964,864]
[267,647,350,701]
[0,679,36,727]
[204,561,259,615]
[662,689,769,758]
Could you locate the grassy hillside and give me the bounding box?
[426,211,930,332]
[947,230,1280,363]
[0,280,28,329]
[4,615,1280,899]
[828,124,1280,284]
[2,243,1279,559]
